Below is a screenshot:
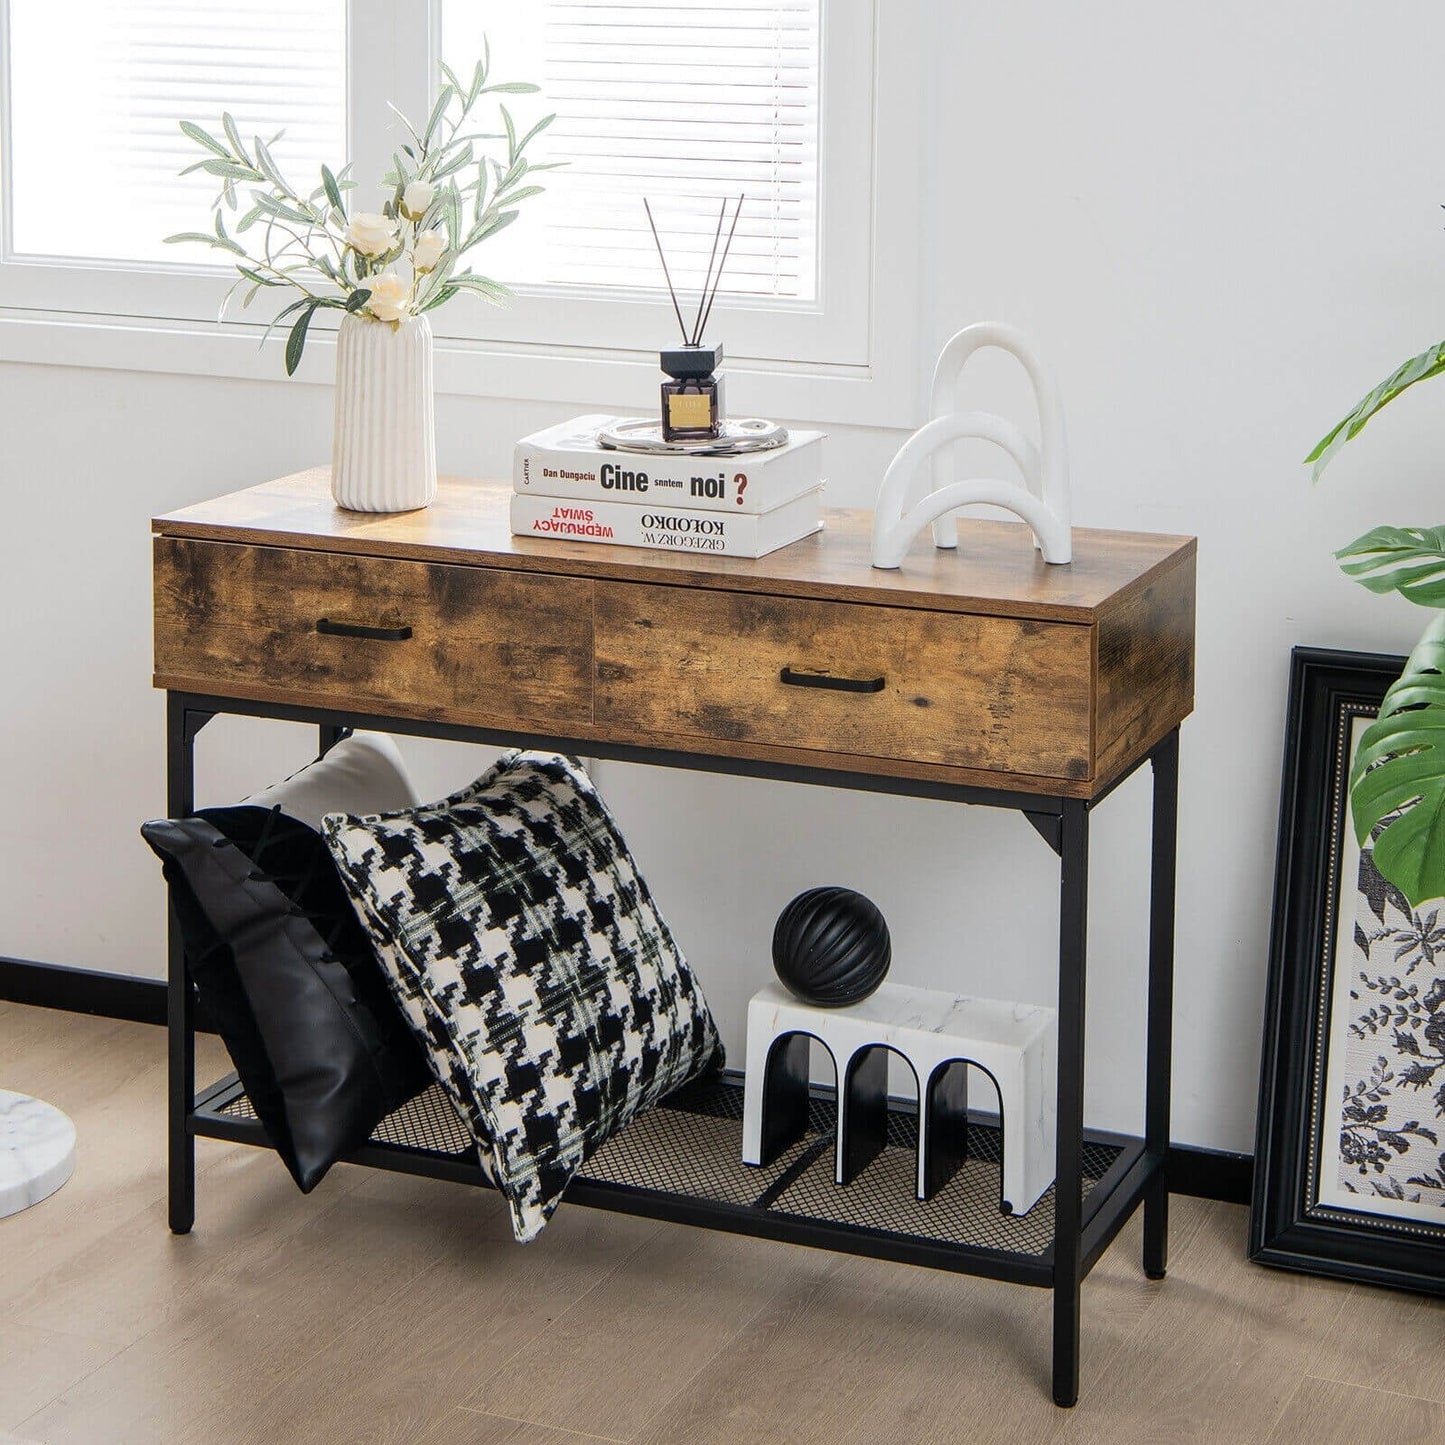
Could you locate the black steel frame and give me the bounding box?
[164,689,1180,1408]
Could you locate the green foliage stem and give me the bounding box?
[166,51,555,373]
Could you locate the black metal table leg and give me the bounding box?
[1143,729,1180,1279]
[165,695,207,1235]
[1052,799,1089,1408]
[166,909,195,1235]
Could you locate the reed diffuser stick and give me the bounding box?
[694,194,745,345]
[691,199,729,346]
[643,197,689,344]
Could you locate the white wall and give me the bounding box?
[3,0,1442,1152]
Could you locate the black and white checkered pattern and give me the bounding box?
[323,752,723,1241]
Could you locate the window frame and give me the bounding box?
[430,1,868,368]
[0,0,925,426]
[0,0,359,324]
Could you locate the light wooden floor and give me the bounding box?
[3,1002,1445,1445]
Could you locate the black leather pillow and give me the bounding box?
[141,740,433,1193]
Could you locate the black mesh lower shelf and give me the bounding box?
[204,1072,1134,1274]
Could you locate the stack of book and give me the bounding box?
[511,415,826,558]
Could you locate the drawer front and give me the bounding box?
[595,582,1093,779]
[155,537,593,726]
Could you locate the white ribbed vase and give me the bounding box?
[331,312,437,512]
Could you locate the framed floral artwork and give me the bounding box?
[1251,646,1445,1293]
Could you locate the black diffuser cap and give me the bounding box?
[660,342,723,379]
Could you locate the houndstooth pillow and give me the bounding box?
[322,751,723,1241]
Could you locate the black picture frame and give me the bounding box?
[1250,645,1445,1295]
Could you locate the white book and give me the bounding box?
[510,487,824,559]
[513,414,825,514]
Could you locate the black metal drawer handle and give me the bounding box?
[316,617,413,642]
[779,666,885,694]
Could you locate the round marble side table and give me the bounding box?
[0,1090,76,1217]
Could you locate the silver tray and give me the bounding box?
[595,417,789,456]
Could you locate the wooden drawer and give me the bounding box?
[594,582,1094,780]
[154,537,593,727]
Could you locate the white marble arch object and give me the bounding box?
[871,321,1073,568]
[742,980,1058,1216]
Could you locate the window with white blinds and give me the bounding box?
[5,0,347,266]
[440,1,820,305]
[0,2,908,415]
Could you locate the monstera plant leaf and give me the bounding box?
[1337,525,1445,607]
[1350,613,1445,908]
[1307,339,1445,481]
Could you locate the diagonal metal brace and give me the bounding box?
[1024,808,1063,856]
[183,708,216,744]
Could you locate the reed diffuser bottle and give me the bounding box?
[660,343,724,441]
[645,195,743,443]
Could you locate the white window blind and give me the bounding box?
[0,1,911,421]
[441,1,820,306]
[5,0,346,267]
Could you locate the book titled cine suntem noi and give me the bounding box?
[513,414,826,514]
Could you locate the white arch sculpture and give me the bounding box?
[871,321,1073,568]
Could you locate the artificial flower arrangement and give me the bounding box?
[166,51,556,374]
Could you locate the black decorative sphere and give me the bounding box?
[771,887,891,1007]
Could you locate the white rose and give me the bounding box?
[401,181,435,221]
[366,272,412,323]
[412,229,446,273]
[345,212,398,258]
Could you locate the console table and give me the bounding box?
[152,468,1195,1407]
